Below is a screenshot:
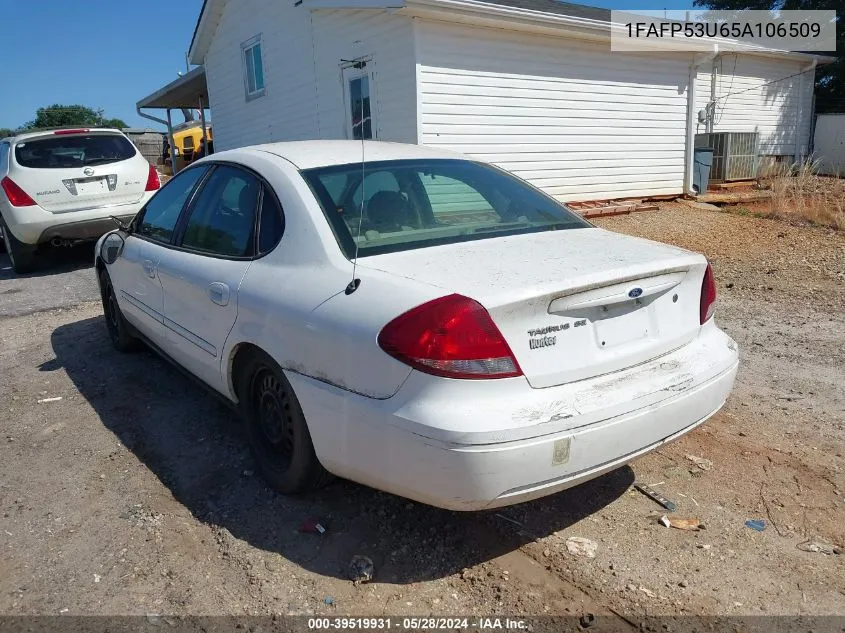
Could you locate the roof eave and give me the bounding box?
[189,0,227,65]
[400,0,835,63]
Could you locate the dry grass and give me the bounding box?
[765,159,845,230]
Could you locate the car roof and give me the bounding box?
[243,140,471,170]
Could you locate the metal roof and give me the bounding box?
[136,66,208,110]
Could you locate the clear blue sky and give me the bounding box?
[1,0,696,131]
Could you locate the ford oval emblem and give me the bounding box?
[628,287,643,298]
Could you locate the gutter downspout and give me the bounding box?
[685,46,719,196]
[794,57,818,164]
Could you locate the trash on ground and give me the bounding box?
[37,397,63,404]
[745,519,766,532]
[685,454,713,471]
[659,515,703,531]
[299,517,327,534]
[349,555,375,584]
[324,596,335,605]
[565,536,598,558]
[578,613,595,628]
[796,539,838,555]
[638,585,657,598]
[634,482,676,511]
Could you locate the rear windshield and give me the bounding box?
[301,159,590,258]
[14,133,137,169]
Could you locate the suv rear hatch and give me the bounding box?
[11,130,147,212]
[363,227,709,388]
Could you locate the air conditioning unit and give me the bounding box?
[695,132,759,182]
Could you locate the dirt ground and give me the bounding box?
[1,205,844,626]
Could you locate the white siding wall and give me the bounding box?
[204,0,319,151]
[415,20,692,202]
[311,10,417,143]
[813,114,845,176]
[694,55,814,158]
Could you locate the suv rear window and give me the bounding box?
[14,133,137,169]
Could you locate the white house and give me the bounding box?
[184,0,826,202]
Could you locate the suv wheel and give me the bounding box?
[0,217,36,274]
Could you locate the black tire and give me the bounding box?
[236,350,331,494]
[99,268,142,353]
[0,216,37,274]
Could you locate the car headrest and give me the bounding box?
[238,182,258,214]
[366,190,409,231]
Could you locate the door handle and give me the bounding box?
[142,260,156,279]
[208,282,230,306]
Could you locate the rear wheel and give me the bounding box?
[99,268,141,353]
[236,350,330,494]
[0,216,36,274]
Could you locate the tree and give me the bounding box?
[0,128,14,138]
[23,104,127,130]
[692,0,843,113]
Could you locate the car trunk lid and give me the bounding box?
[361,227,708,388]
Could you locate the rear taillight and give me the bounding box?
[700,262,717,324]
[1,177,36,207]
[378,294,522,379]
[145,164,161,191]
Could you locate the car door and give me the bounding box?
[155,164,266,393]
[109,165,209,347]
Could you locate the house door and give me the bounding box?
[342,59,376,140]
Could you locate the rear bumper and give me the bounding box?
[289,322,739,510]
[0,196,150,245]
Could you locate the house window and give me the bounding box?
[348,76,372,140]
[242,36,265,100]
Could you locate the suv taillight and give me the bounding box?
[378,294,522,379]
[1,177,36,207]
[700,262,717,324]
[145,164,161,191]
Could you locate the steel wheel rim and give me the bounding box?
[252,369,295,467]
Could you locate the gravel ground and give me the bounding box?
[0,206,843,625]
[0,246,99,318]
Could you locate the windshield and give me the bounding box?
[14,133,137,169]
[301,159,590,257]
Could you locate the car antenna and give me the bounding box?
[345,60,367,296]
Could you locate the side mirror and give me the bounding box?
[100,232,125,265]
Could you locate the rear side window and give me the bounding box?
[138,166,208,243]
[14,133,137,169]
[180,165,260,258]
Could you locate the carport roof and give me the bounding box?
[136,66,207,110]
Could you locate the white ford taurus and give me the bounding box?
[95,141,739,510]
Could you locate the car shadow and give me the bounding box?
[0,244,94,280]
[49,315,634,584]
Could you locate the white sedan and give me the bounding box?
[95,141,739,511]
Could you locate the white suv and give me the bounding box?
[0,128,160,273]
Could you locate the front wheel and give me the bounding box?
[0,216,36,274]
[236,351,330,494]
[99,268,141,353]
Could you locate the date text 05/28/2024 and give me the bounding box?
[308,617,529,630]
